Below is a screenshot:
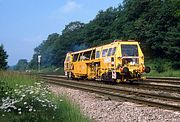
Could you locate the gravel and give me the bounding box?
[49,84,180,122]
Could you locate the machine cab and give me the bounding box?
[115,41,145,73]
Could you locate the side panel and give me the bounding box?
[96,43,118,78]
[73,61,87,76]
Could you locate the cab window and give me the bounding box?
[78,53,83,61]
[102,49,108,57]
[112,47,116,55]
[107,48,112,56]
[121,44,138,56]
[83,51,91,60]
[73,54,78,62]
[95,51,100,58]
[91,50,95,59]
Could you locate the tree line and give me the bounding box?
[0,44,8,70]
[27,0,179,69]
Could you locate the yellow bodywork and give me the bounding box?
[64,40,148,82]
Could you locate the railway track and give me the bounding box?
[124,83,180,93]
[41,75,180,111]
[140,77,180,85]
[41,75,180,93]
[147,76,180,81]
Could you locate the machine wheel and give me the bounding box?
[129,80,134,84]
[68,72,74,80]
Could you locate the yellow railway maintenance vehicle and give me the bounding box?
[64,40,150,83]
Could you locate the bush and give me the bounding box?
[144,59,180,77]
[154,60,165,73]
[172,62,180,70]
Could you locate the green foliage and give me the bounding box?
[0,71,37,89]
[153,59,166,73]
[55,96,90,122]
[172,62,180,70]
[62,21,85,34]
[0,44,8,70]
[29,0,180,69]
[14,59,28,71]
[144,69,180,77]
[0,72,90,122]
[28,54,38,69]
[146,59,173,73]
[39,66,64,75]
[144,59,180,77]
[0,80,12,99]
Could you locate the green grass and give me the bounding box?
[0,71,90,122]
[55,96,90,122]
[144,59,180,77]
[143,69,180,77]
[30,66,64,75]
[0,71,37,88]
[40,67,64,75]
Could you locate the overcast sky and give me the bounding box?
[0,0,122,66]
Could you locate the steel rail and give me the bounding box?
[42,76,180,111]
[120,83,180,93]
[135,82,180,92]
[43,76,180,102]
[42,75,180,93]
[141,79,180,85]
[147,77,180,81]
[40,74,180,81]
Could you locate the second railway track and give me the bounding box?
[42,75,180,93]
[41,75,180,111]
[140,78,180,85]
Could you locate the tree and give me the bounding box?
[28,54,38,69]
[15,59,28,71]
[62,21,85,34]
[0,44,8,70]
[29,0,180,69]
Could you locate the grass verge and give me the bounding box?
[143,69,180,77]
[30,66,64,75]
[0,71,90,122]
[144,59,180,77]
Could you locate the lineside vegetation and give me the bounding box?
[28,0,179,72]
[0,71,90,122]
